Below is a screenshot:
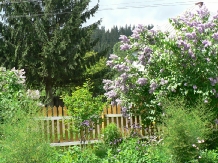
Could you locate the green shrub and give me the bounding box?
[161,97,213,163]
[102,123,122,147]
[62,80,106,131]
[198,149,218,163]
[93,143,108,159]
[54,146,101,163]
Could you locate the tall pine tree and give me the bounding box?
[0,0,103,105]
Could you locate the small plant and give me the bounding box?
[102,123,122,147]
[93,143,108,159]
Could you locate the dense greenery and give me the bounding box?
[0,0,105,105]
[51,98,218,163]
[0,68,56,162]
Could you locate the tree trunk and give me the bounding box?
[45,77,54,107]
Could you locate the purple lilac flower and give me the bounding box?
[136,78,147,85]
[106,60,114,67]
[197,6,209,19]
[103,79,113,91]
[120,43,131,51]
[213,13,218,19]
[131,33,140,39]
[160,78,168,85]
[149,82,158,94]
[109,54,118,60]
[121,106,128,117]
[115,63,129,72]
[212,33,218,40]
[115,99,122,105]
[120,73,128,82]
[196,27,203,33]
[120,85,128,93]
[193,85,197,90]
[104,90,117,99]
[81,120,90,127]
[209,77,218,86]
[202,40,212,47]
[185,33,194,39]
[143,47,152,54]
[119,35,130,43]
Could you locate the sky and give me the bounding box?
[86,0,218,30]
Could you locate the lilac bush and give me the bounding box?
[103,5,218,124]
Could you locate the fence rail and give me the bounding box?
[39,105,161,147]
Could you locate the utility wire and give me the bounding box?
[0,1,217,18]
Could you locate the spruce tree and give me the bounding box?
[0,0,103,105]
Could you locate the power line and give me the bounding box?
[1,1,218,19]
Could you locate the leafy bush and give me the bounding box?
[62,80,106,130]
[161,97,213,162]
[102,123,122,147]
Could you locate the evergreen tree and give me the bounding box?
[0,0,103,105]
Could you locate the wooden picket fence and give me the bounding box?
[38,105,161,147]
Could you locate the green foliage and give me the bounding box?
[102,123,122,146]
[161,97,213,162]
[62,80,106,129]
[198,149,218,163]
[113,138,149,163]
[93,143,109,159]
[53,146,101,163]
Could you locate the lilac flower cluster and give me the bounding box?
[109,138,123,146]
[119,35,129,43]
[160,78,168,85]
[11,67,26,84]
[81,120,94,131]
[208,77,218,86]
[131,24,146,39]
[149,82,158,94]
[202,40,211,48]
[26,89,40,100]
[212,32,218,40]
[138,46,152,65]
[136,78,147,85]
[120,43,131,51]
